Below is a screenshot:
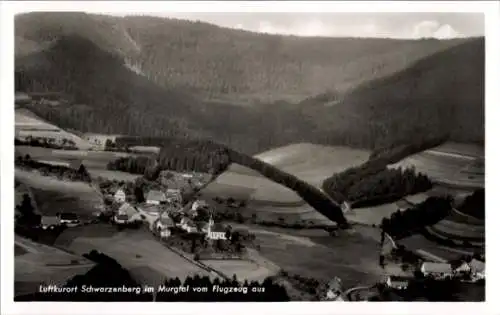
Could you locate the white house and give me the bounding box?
[325,277,343,300]
[385,276,411,290]
[160,228,171,239]
[179,216,197,233]
[114,203,142,224]
[155,214,175,232]
[114,189,126,203]
[420,262,453,279]
[469,259,485,280]
[146,190,167,205]
[204,216,227,240]
[454,261,472,274]
[192,200,208,211]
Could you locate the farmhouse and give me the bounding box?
[385,275,411,290]
[165,190,183,204]
[155,214,175,231]
[192,200,209,211]
[325,277,343,300]
[179,216,197,233]
[420,262,453,279]
[454,261,472,274]
[469,259,485,280]
[114,189,126,203]
[146,190,167,205]
[114,203,142,224]
[40,216,61,230]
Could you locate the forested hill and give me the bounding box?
[303,37,485,149]
[15,12,464,103]
[15,13,484,154]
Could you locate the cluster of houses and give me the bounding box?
[112,186,228,242]
[385,259,486,290]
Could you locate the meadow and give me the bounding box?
[55,225,215,285]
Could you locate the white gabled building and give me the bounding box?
[114,189,126,203]
[203,215,227,240]
[469,259,485,280]
[385,275,411,290]
[146,190,167,205]
[420,262,453,279]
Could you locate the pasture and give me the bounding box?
[240,224,384,289]
[16,169,104,220]
[55,225,214,284]
[389,142,484,190]
[15,235,95,297]
[204,143,370,217]
[201,259,276,283]
[15,108,92,149]
[397,234,475,262]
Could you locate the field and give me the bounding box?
[15,235,95,297]
[201,259,276,283]
[398,233,477,262]
[15,108,92,149]
[54,224,215,286]
[15,169,104,220]
[236,224,385,289]
[15,145,148,182]
[389,142,484,190]
[208,144,370,205]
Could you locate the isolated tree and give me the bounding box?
[134,186,145,203]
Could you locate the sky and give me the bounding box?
[113,12,484,39]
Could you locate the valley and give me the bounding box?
[11,11,486,302]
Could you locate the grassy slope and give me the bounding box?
[15,108,92,149]
[15,12,463,103]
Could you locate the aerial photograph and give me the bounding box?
[12,9,485,302]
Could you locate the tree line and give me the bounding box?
[322,137,446,205]
[380,196,452,240]
[457,188,484,219]
[15,155,91,183]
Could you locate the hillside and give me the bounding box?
[306,37,484,149]
[15,13,484,154]
[15,12,464,103]
[15,108,92,149]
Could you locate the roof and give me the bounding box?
[59,213,78,220]
[115,214,129,221]
[421,262,452,273]
[159,216,174,226]
[469,259,485,272]
[211,223,226,232]
[388,275,412,283]
[68,160,84,170]
[41,216,60,225]
[118,203,138,217]
[146,190,167,202]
